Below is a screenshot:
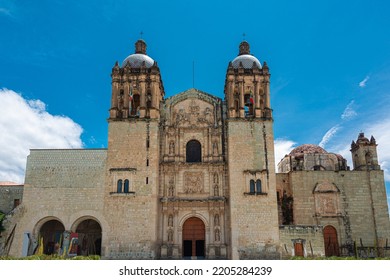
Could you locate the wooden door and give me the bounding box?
[324,225,340,256]
[294,242,304,257]
[182,217,205,258]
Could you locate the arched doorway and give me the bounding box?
[39,219,65,255]
[323,225,339,257]
[182,217,205,259]
[75,219,102,256]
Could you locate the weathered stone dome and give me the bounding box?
[356,132,370,144]
[231,41,261,69]
[122,39,155,68]
[289,144,327,157]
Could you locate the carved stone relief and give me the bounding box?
[168,176,174,196]
[183,172,204,193]
[315,194,338,215]
[313,182,340,216]
[173,100,215,127]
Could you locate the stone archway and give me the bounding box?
[75,219,102,256]
[182,217,205,259]
[39,219,65,255]
[323,225,340,257]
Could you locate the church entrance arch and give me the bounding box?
[38,219,65,255]
[74,218,102,256]
[182,217,205,259]
[323,225,339,257]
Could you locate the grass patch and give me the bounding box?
[0,254,101,260]
[290,256,390,260]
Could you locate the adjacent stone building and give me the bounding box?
[2,39,389,259]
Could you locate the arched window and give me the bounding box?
[117,179,123,193]
[186,140,201,163]
[249,180,255,193]
[365,152,372,166]
[256,179,262,193]
[124,179,129,193]
[130,94,140,116]
[234,99,239,112]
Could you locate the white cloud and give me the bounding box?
[359,76,370,88]
[319,101,358,149]
[319,125,340,148]
[0,89,83,183]
[365,118,390,181]
[274,138,297,169]
[341,100,357,121]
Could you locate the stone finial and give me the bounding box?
[135,39,147,54]
[239,41,250,55]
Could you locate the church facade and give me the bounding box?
[2,39,390,259]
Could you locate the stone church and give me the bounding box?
[1,39,390,259]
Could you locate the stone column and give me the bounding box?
[139,80,146,118]
[228,79,234,109]
[239,81,245,117]
[111,81,119,108]
[123,81,130,117]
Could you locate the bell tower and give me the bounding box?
[225,41,280,259]
[109,39,164,120]
[104,39,163,259]
[224,41,271,119]
[351,132,380,171]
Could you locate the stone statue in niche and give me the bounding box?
[214,185,219,196]
[168,229,173,242]
[213,173,219,184]
[184,172,203,193]
[168,215,173,227]
[212,142,218,156]
[215,229,220,242]
[214,214,220,226]
[168,176,174,196]
[169,141,175,155]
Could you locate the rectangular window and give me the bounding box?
[14,199,20,208]
[146,177,149,184]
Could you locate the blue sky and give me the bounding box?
[1,0,390,206]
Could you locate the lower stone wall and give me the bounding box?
[279,225,325,258]
[237,243,281,260]
[105,241,157,259]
